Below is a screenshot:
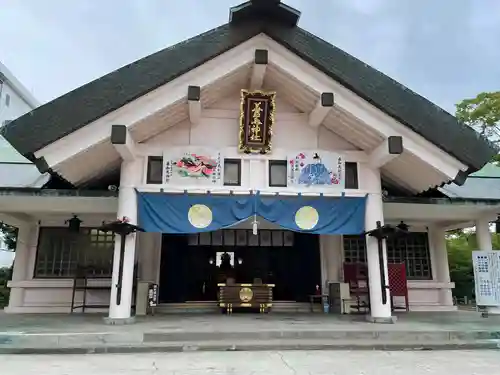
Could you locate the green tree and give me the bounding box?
[447,231,475,299]
[456,91,500,163]
[0,223,18,251]
[446,231,500,300]
[0,266,11,308]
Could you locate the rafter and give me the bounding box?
[111,125,137,161]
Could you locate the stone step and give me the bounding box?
[1,339,499,355]
[154,302,313,314]
[142,329,500,343]
[2,329,500,348]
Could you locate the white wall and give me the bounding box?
[6,214,116,313]
[141,91,366,196]
[145,93,357,151]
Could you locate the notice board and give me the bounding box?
[472,251,500,307]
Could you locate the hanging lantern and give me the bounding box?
[66,215,82,233]
[396,221,409,232]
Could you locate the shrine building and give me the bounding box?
[1,1,499,323]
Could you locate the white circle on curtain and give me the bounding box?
[295,206,319,230]
[188,204,213,228]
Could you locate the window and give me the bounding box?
[34,227,115,278]
[343,235,367,264]
[147,156,163,184]
[269,160,287,187]
[345,162,359,189]
[386,233,432,280]
[5,94,10,107]
[223,159,241,186]
[188,229,294,247]
[342,232,432,280]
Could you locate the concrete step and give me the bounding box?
[154,302,313,314]
[142,329,500,343]
[1,339,499,355]
[2,328,500,352]
[154,302,219,314]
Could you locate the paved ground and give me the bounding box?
[2,350,500,374]
[1,310,500,333]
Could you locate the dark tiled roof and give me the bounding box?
[1,22,262,156]
[2,18,496,172]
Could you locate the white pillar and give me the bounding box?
[107,159,141,324]
[5,223,32,312]
[364,168,393,322]
[476,218,492,251]
[429,226,454,307]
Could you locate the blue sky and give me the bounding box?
[0,0,499,113]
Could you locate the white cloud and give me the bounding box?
[347,0,386,14]
[0,0,497,112]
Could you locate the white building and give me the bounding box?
[0,1,499,323]
[0,61,44,267]
[0,61,39,127]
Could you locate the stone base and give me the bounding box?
[486,307,500,315]
[365,315,397,324]
[103,316,136,325]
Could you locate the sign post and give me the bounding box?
[472,250,500,316]
[147,283,159,315]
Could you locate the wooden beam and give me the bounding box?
[369,136,403,168]
[111,125,136,161]
[188,85,201,125]
[308,92,334,127]
[249,49,268,89]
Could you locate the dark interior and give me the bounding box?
[159,230,321,303]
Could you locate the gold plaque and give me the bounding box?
[238,90,276,154]
[239,287,254,303]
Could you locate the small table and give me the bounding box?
[309,294,329,312]
[218,283,274,314]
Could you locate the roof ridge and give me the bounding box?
[290,26,491,145]
[1,19,495,175]
[264,24,496,168]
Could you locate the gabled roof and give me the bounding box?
[1,1,496,173]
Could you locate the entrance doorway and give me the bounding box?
[159,229,321,303]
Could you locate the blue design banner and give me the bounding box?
[137,192,366,235]
[258,195,366,234]
[137,193,255,233]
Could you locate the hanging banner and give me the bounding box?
[287,151,345,189]
[238,89,276,154]
[137,192,366,235]
[163,148,223,186]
